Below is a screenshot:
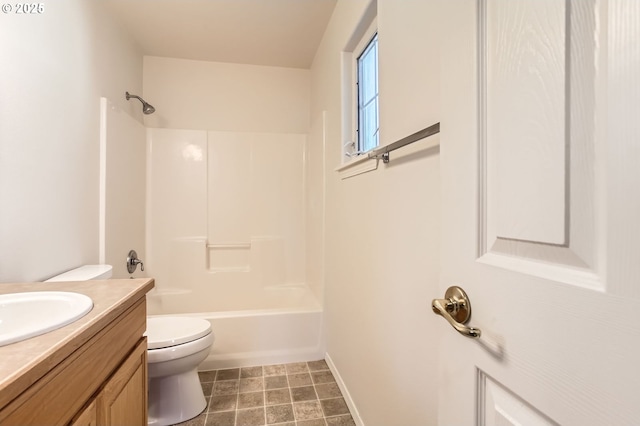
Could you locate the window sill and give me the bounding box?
[335,154,378,179]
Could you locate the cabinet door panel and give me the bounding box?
[70,400,97,426]
[97,338,148,425]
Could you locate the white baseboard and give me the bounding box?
[325,353,364,426]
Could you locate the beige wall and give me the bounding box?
[311,0,442,424]
[101,99,147,279]
[0,1,143,282]
[142,56,310,133]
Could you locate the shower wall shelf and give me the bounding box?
[368,122,440,163]
[207,243,251,249]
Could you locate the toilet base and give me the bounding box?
[147,368,206,426]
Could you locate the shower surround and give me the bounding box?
[144,127,323,368]
[101,57,324,369]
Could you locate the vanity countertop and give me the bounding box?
[0,278,154,411]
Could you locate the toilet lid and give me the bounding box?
[146,317,212,350]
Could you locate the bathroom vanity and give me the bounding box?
[0,278,154,425]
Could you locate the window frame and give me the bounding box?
[342,18,378,164]
[356,32,379,154]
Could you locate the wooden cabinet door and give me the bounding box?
[70,400,96,426]
[96,338,147,426]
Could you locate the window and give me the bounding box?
[338,4,379,175]
[357,34,379,153]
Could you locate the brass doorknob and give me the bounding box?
[432,286,481,338]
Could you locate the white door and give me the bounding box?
[437,1,640,425]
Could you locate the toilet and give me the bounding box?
[146,316,214,426]
[44,264,114,282]
[45,265,215,426]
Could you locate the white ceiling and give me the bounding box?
[104,0,337,69]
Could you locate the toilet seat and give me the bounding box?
[146,317,212,349]
[147,332,214,364]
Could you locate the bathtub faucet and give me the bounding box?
[126,249,145,274]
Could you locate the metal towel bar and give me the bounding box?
[368,122,440,163]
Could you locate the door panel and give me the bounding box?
[478,372,557,426]
[481,0,600,288]
[487,0,567,245]
[438,1,640,425]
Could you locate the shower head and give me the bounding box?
[125,91,155,115]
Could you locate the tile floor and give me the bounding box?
[175,360,356,426]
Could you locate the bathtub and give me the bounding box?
[147,285,324,370]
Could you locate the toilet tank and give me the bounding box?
[45,265,113,282]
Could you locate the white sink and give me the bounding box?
[0,291,93,347]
